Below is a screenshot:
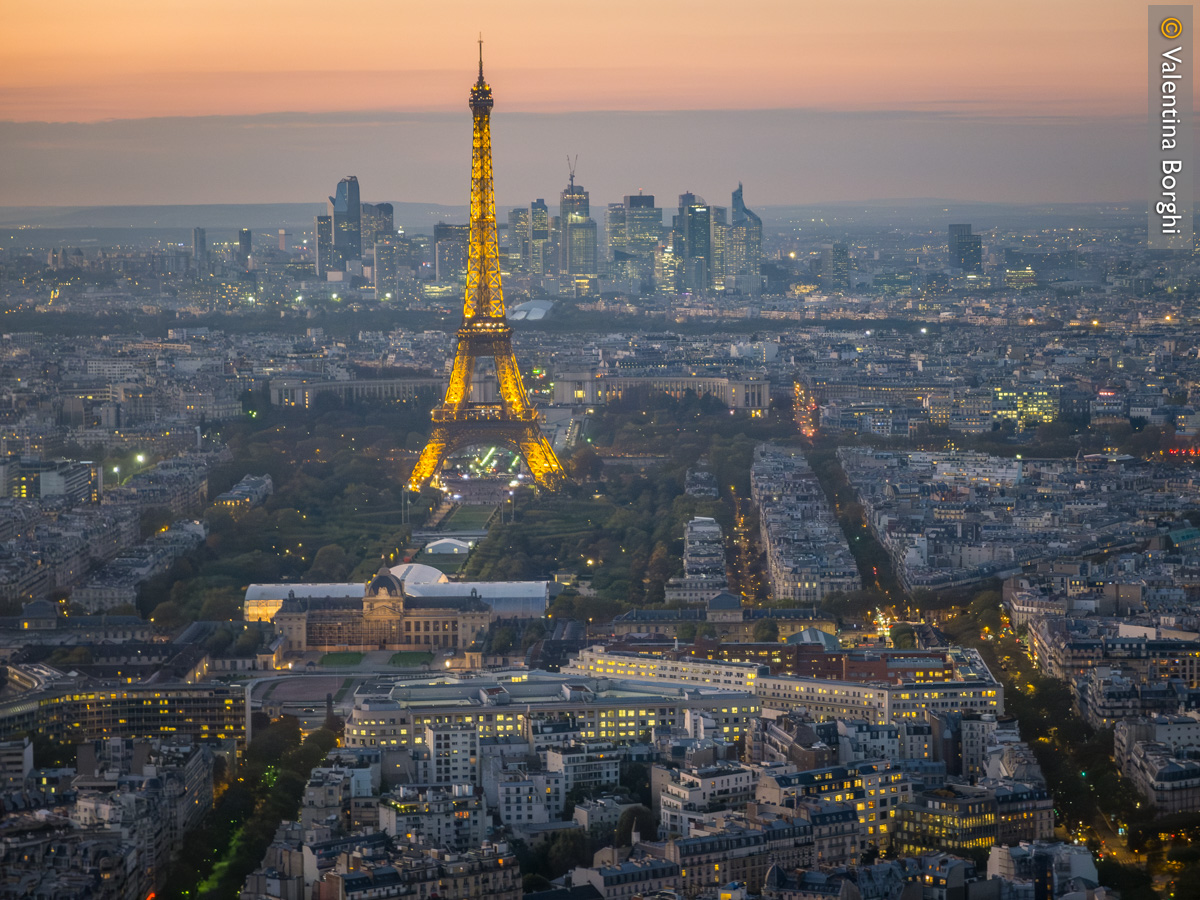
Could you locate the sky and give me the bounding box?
[0,0,1170,208]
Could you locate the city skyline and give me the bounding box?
[0,0,1169,206]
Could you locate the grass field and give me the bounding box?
[388,651,434,667]
[445,505,496,531]
[319,651,364,667]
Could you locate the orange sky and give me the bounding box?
[1,0,1145,122]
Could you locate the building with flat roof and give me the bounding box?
[755,649,1003,725]
[564,647,768,691]
[343,673,759,752]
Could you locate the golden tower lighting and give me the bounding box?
[408,45,566,492]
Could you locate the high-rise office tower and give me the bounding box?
[606,192,662,282]
[625,193,663,255]
[710,206,728,291]
[361,202,394,259]
[654,232,682,294]
[329,176,362,263]
[507,207,530,270]
[314,215,334,277]
[948,223,982,273]
[674,193,711,291]
[237,229,252,269]
[724,183,762,294]
[192,227,207,273]
[374,235,398,299]
[822,243,850,290]
[433,222,470,282]
[528,199,550,275]
[559,171,596,277]
[606,203,626,259]
[546,215,561,276]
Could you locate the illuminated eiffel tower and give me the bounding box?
[408,46,566,492]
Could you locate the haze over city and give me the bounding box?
[0,0,1161,207]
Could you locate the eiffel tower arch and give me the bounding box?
[408,48,566,492]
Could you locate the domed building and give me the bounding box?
[274,567,491,653]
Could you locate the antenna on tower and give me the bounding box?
[477,33,484,81]
[567,154,577,189]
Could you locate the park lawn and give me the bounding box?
[388,651,434,667]
[319,651,364,667]
[445,505,496,530]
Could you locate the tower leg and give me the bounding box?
[519,432,566,490]
[444,351,476,411]
[408,429,448,492]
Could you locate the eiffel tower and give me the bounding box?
[408,46,566,492]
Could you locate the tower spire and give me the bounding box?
[477,33,484,84]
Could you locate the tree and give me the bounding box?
[646,542,675,583]
[489,625,518,655]
[545,829,596,877]
[615,805,657,846]
[890,623,917,649]
[149,600,187,631]
[677,621,697,641]
[620,762,652,807]
[569,446,604,481]
[306,544,353,581]
[753,618,779,642]
[232,627,261,656]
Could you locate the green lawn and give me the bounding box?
[319,651,363,667]
[388,651,434,667]
[445,505,496,530]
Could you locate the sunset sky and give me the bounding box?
[0,1,1170,208]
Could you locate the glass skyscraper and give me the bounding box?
[724,182,762,294]
[559,174,596,277]
[329,176,362,263]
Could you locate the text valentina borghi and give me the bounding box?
[1158,46,1185,234]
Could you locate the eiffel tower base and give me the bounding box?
[408,420,565,492]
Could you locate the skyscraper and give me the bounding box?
[710,206,728,291]
[361,202,394,259]
[237,229,252,269]
[507,207,530,270]
[606,192,662,283]
[374,234,398,299]
[192,227,207,273]
[433,222,470,282]
[948,223,982,273]
[674,193,711,292]
[654,231,682,294]
[724,183,762,294]
[606,203,626,258]
[528,199,550,275]
[329,176,362,263]
[314,215,334,277]
[559,171,596,277]
[822,243,850,291]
